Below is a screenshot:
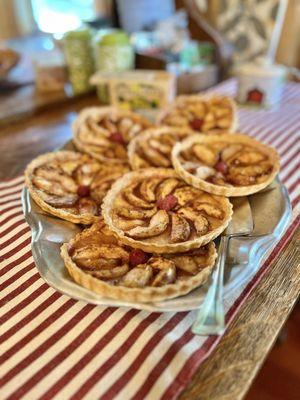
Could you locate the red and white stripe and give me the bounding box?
[0,79,299,400]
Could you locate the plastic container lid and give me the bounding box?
[64,27,93,40]
[97,30,130,46]
[236,58,286,78]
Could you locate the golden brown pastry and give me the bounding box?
[61,219,217,302]
[72,106,152,164]
[172,133,280,197]
[25,151,129,224]
[157,95,237,134]
[102,168,232,253]
[128,126,194,169]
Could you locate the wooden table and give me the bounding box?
[0,98,299,400]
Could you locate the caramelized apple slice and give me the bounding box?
[149,138,173,155]
[156,178,182,199]
[149,257,176,286]
[139,178,161,202]
[35,167,78,193]
[139,141,170,167]
[193,202,223,219]
[33,176,69,197]
[123,183,154,209]
[234,150,267,165]
[170,213,191,242]
[121,265,153,288]
[78,198,98,215]
[170,255,199,275]
[37,190,78,207]
[220,144,243,162]
[178,207,209,235]
[173,186,201,206]
[192,144,217,166]
[87,265,129,280]
[126,210,169,238]
[72,244,129,269]
[116,207,157,220]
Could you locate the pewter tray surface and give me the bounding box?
[22,177,292,312]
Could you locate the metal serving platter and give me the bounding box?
[22,177,292,312]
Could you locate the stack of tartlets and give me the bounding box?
[25,97,280,303]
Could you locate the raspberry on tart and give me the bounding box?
[172,133,280,197]
[128,126,194,169]
[102,168,232,253]
[72,106,152,164]
[25,151,129,224]
[61,220,217,302]
[157,95,237,135]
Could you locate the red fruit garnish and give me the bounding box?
[77,185,90,197]
[214,161,228,175]
[190,118,203,131]
[129,249,150,267]
[110,132,125,144]
[157,194,178,211]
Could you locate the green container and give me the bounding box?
[94,30,134,103]
[94,30,134,71]
[63,28,95,94]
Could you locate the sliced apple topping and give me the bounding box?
[74,108,152,163]
[156,178,182,199]
[177,136,276,188]
[173,186,201,206]
[67,221,216,289]
[220,144,243,162]
[139,141,170,167]
[148,257,176,286]
[170,213,191,243]
[178,207,209,235]
[72,244,128,269]
[116,207,157,220]
[192,144,217,166]
[148,138,172,155]
[37,190,78,207]
[123,183,155,209]
[30,152,128,218]
[121,265,153,288]
[193,202,223,219]
[160,96,234,133]
[139,178,161,202]
[126,210,169,238]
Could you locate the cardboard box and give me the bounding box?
[90,70,175,119]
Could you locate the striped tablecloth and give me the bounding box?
[0,79,299,400]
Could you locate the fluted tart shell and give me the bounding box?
[102,168,232,253]
[61,220,217,302]
[172,133,280,197]
[25,151,129,224]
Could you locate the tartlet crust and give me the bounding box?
[72,106,152,164]
[61,224,217,303]
[102,168,232,253]
[172,133,280,197]
[127,126,194,170]
[25,150,128,225]
[157,94,238,134]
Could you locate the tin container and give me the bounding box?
[63,28,94,94]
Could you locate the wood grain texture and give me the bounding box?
[0,96,97,180]
[179,228,300,400]
[0,101,299,399]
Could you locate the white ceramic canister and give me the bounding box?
[236,61,286,108]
